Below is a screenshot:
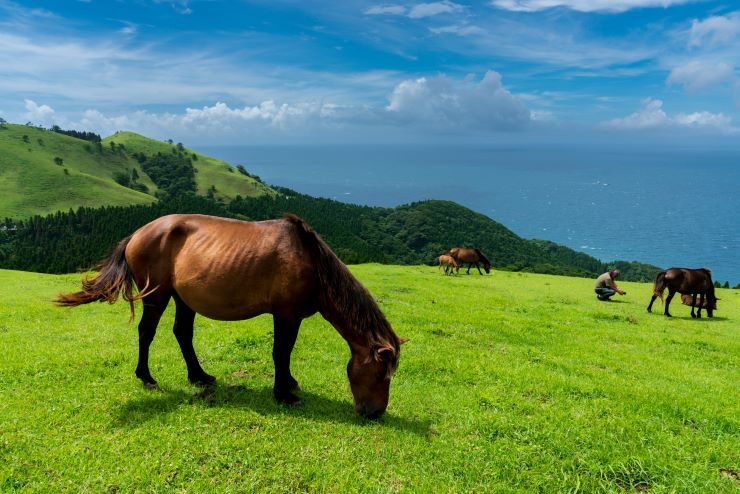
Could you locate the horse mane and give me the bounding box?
[284,214,400,367]
[474,248,491,265]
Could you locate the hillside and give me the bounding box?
[0,124,273,219]
[103,131,274,200]
[1,266,737,491]
[0,193,661,280]
[0,123,155,219]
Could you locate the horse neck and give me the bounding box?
[319,283,395,353]
[316,266,396,353]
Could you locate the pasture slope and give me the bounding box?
[0,266,738,493]
[0,124,273,220]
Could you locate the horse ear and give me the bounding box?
[376,345,396,362]
[399,338,409,344]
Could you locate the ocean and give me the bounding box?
[200,144,740,285]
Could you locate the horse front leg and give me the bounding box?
[466,263,471,275]
[135,297,169,389]
[690,293,697,318]
[475,262,483,275]
[273,315,302,406]
[696,293,704,318]
[664,291,675,317]
[172,294,215,385]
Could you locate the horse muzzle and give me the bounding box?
[355,402,386,419]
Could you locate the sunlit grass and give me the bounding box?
[0,266,737,492]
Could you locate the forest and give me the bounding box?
[0,188,661,281]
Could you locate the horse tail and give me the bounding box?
[652,270,666,303]
[55,236,154,321]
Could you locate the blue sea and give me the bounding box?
[200,145,740,285]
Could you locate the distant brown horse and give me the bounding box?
[445,248,491,275]
[57,214,404,418]
[647,268,716,318]
[438,254,459,275]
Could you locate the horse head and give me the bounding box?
[347,340,404,418]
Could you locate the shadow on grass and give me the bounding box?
[659,315,729,321]
[114,383,430,435]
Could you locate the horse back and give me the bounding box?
[663,267,714,294]
[126,214,319,320]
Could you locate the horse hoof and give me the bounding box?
[691,313,697,318]
[665,313,672,318]
[143,381,158,390]
[189,373,217,386]
[275,390,303,406]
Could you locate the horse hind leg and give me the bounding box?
[696,293,704,318]
[690,293,697,318]
[172,293,215,385]
[647,294,658,313]
[272,315,302,406]
[664,290,675,317]
[135,295,170,389]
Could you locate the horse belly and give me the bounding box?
[173,250,316,321]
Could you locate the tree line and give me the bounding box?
[0,188,672,282]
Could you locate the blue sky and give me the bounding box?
[1,0,739,145]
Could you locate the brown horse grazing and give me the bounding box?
[56,214,404,419]
[647,268,716,318]
[445,247,491,275]
[437,254,459,275]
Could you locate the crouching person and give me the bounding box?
[594,269,626,301]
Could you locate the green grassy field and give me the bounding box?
[0,266,737,492]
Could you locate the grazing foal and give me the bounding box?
[438,254,459,275]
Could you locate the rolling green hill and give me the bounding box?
[1,266,737,492]
[0,124,155,219]
[0,124,273,219]
[103,131,274,201]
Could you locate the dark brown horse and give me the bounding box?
[647,268,716,318]
[445,247,491,275]
[57,214,404,418]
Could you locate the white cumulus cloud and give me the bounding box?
[605,98,736,133]
[667,59,734,92]
[408,1,464,18]
[491,0,696,13]
[23,99,55,125]
[15,70,535,142]
[688,12,740,47]
[386,70,532,130]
